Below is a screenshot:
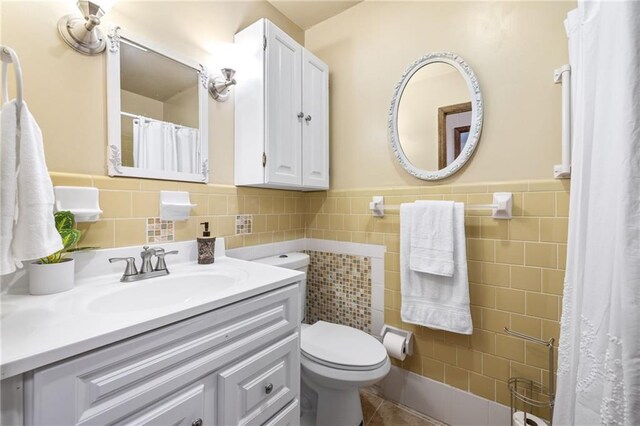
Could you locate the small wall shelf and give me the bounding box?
[159,191,196,221]
[53,186,102,222]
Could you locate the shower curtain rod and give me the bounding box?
[120,111,194,130]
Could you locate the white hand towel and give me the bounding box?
[1,101,19,274]
[400,202,473,334]
[11,102,62,265]
[409,200,455,277]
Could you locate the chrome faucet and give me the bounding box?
[140,246,158,274]
[109,246,178,283]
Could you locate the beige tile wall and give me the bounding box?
[54,172,568,415]
[50,173,307,250]
[303,179,569,417]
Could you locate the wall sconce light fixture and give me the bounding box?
[58,1,108,55]
[208,68,236,102]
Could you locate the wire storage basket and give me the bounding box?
[504,328,555,426]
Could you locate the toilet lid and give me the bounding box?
[301,321,388,370]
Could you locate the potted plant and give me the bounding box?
[28,211,82,295]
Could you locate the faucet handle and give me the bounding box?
[109,257,139,278]
[155,250,179,272]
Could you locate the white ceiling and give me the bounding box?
[267,0,363,30]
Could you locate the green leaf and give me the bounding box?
[59,229,80,251]
[54,211,75,232]
[40,252,62,264]
[40,211,86,263]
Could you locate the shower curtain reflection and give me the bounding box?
[132,116,199,173]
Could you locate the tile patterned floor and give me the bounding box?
[360,388,448,426]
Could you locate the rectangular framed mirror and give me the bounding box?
[106,27,209,183]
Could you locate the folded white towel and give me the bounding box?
[400,202,473,334]
[10,102,62,266]
[410,200,455,277]
[1,101,19,274]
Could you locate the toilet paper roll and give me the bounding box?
[512,411,548,426]
[383,332,407,361]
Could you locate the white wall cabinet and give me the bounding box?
[235,19,329,191]
[3,285,300,426]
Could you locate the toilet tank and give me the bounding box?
[254,252,309,323]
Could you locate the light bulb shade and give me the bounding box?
[221,68,236,81]
[76,0,105,19]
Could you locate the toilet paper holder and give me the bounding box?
[380,325,414,356]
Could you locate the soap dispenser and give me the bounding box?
[197,222,216,264]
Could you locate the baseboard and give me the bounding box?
[380,365,511,426]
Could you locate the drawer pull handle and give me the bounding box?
[265,383,274,394]
[192,418,203,426]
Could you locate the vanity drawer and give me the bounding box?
[218,332,299,426]
[263,399,300,426]
[27,285,299,426]
[112,374,215,426]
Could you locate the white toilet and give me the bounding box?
[255,252,390,426]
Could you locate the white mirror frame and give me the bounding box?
[106,26,209,183]
[389,52,483,181]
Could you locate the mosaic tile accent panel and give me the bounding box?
[146,217,174,243]
[235,215,253,235]
[305,250,372,333]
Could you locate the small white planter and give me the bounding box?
[29,258,75,295]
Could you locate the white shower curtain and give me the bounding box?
[554,1,640,425]
[133,117,178,172]
[175,127,200,174]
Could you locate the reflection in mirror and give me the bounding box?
[438,102,471,169]
[120,40,199,173]
[389,53,483,181]
[397,63,470,171]
[107,28,209,183]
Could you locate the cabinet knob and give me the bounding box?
[265,383,274,394]
[192,419,203,426]
[305,115,312,122]
[297,112,304,119]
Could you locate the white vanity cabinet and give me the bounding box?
[234,19,329,191]
[14,285,300,426]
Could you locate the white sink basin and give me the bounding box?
[87,270,247,313]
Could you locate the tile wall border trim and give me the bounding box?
[226,238,386,336]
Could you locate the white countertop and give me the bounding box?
[0,240,303,379]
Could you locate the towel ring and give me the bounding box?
[1,45,24,113]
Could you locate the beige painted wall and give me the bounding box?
[164,86,199,129]
[0,1,303,184]
[305,1,575,189]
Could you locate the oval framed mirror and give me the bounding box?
[389,52,483,181]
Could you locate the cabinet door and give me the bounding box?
[265,22,303,187]
[113,375,214,426]
[302,50,329,189]
[218,333,299,426]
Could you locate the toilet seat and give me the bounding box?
[301,321,388,371]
